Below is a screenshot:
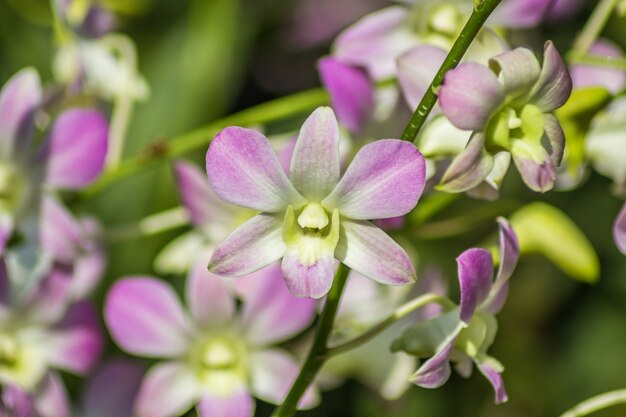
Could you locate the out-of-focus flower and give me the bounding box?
[438,42,572,193]
[78,359,144,417]
[585,97,626,193]
[39,195,106,300]
[105,262,318,417]
[0,68,109,254]
[0,251,103,417]
[570,39,626,95]
[206,107,425,298]
[322,268,446,400]
[615,204,626,254]
[392,219,519,404]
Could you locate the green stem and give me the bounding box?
[571,0,619,55]
[560,389,626,417]
[271,264,350,417]
[82,88,329,197]
[325,293,456,358]
[400,0,503,143]
[567,53,626,71]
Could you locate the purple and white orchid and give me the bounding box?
[0,68,109,254]
[437,41,572,193]
[393,218,519,403]
[205,106,425,298]
[0,251,103,417]
[105,261,318,417]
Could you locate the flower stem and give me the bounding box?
[271,264,350,417]
[571,0,619,55]
[325,293,456,358]
[560,389,626,417]
[567,53,626,71]
[400,0,503,143]
[102,206,189,241]
[81,88,329,197]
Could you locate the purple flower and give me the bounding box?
[39,195,106,300]
[393,219,519,404]
[205,107,425,298]
[570,39,626,95]
[0,253,103,417]
[615,203,626,255]
[105,262,318,417]
[438,42,572,193]
[0,68,109,254]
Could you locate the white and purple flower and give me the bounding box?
[205,107,426,298]
[437,41,572,193]
[393,218,519,404]
[105,261,318,417]
[0,68,109,254]
[0,251,103,417]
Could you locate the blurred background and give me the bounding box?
[1,0,625,416]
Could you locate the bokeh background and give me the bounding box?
[1,0,625,416]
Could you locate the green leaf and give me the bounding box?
[510,202,600,283]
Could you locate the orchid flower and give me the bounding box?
[205,107,425,298]
[39,195,105,300]
[615,204,626,255]
[392,218,519,404]
[437,41,572,193]
[53,0,116,38]
[105,261,318,417]
[0,68,109,254]
[0,251,103,417]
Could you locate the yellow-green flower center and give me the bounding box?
[284,204,340,266]
[0,330,47,390]
[189,334,248,396]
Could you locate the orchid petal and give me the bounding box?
[488,218,520,308]
[333,6,416,80]
[23,264,73,324]
[209,214,285,276]
[489,47,541,97]
[135,362,200,417]
[40,196,81,263]
[235,263,316,344]
[542,113,565,166]
[323,139,425,219]
[571,39,626,94]
[105,277,192,357]
[457,248,494,323]
[490,0,552,28]
[154,231,206,275]
[418,115,472,158]
[615,204,626,254]
[174,161,232,227]
[34,372,71,417]
[511,139,556,192]
[397,45,446,109]
[0,213,14,255]
[336,219,416,285]
[249,349,319,409]
[0,68,41,158]
[476,360,508,404]
[1,385,35,417]
[83,360,145,417]
[289,107,341,200]
[438,133,495,193]
[318,58,374,132]
[409,342,453,389]
[527,41,572,112]
[40,109,109,189]
[439,63,505,130]
[186,259,234,327]
[281,251,338,299]
[206,127,305,212]
[71,249,106,300]
[197,389,255,417]
[46,301,103,374]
